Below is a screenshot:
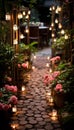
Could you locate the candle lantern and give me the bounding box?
[12,105,17,113]
[21,85,25,92]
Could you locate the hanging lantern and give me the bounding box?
[23,11,26,16]
[65,34,68,39]
[12,105,17,113]
[13,39,18,45]
[18,12,23,19]
[52,33,55,38]
[61,29,65,35]
[58,23,62,29]
[21,85,25,92]
[13,24,18,31]
[5,13,11,20]
[20,34,24,39]
[55,19,58,24]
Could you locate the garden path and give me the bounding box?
[11,47,62,130]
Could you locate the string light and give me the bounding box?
[61,29,65,35]
[58,23,62,29]
[18,12,23,19]
[65,34,68,39]
[55,19,58,24]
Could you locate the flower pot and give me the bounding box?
[53,90,64,108]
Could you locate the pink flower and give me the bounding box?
[49,75,54,83]
[18,63,21,68]
[9,95,18,105]
[22,63,28,68]
[3,104,9,111]
[5,85,17,93]
[50,56,61,64]
[52,71,60,78]
[55,84,63,92]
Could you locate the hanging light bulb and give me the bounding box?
[20,34,24,39]
[55,9,59,14]
[25,15,29,19]
[53,38,56,42]
[55,19,58,24]
[52,33,55,38]
[49,27,52,30]
[52,6,55,10]
[28,10,31,15]
[51,23,54,27]
[49,7,52,11]
[65,34,68,39]
[58,23,62,29]
[23,11,26,15]
[18,12,23,19]
[61,29,65,35]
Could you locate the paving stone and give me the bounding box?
[29,120,37,124]
[36,117,43,121]
[25,124,33,129]
[19,121,27,125]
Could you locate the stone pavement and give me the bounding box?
[11,48,62,130]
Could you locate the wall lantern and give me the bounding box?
[5,13,11,21]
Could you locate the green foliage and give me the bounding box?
[52,36,67,50]
[19,42,38,53]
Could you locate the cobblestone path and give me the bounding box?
[11,48,62,130]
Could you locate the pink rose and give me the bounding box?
[9,95,18,105]
[18,63,21,68]
[55,84,63,92]
[52,71,60,78]
[22,63,28,68]
[3,104,9,111]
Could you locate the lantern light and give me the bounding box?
[49,7,52,11]
[58,23,62,29]
[25,15,29,19]
[55,19,58,24]
[18,12,23,19]
[57,6,62,12]
[13,24,18,31]
[51,23,54,27]
[21,85,25,92]
[13,39,18,45]
[55,9,59,14]
[61,29,65,35]
[65,34,68,39]
[23,11,26,15]
[12,105,17,113]
[5,13,11,20]
[20,34,24,39]
[28,10,31,15]
[52,33,55,38]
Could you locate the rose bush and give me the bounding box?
[0,85,18,111]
